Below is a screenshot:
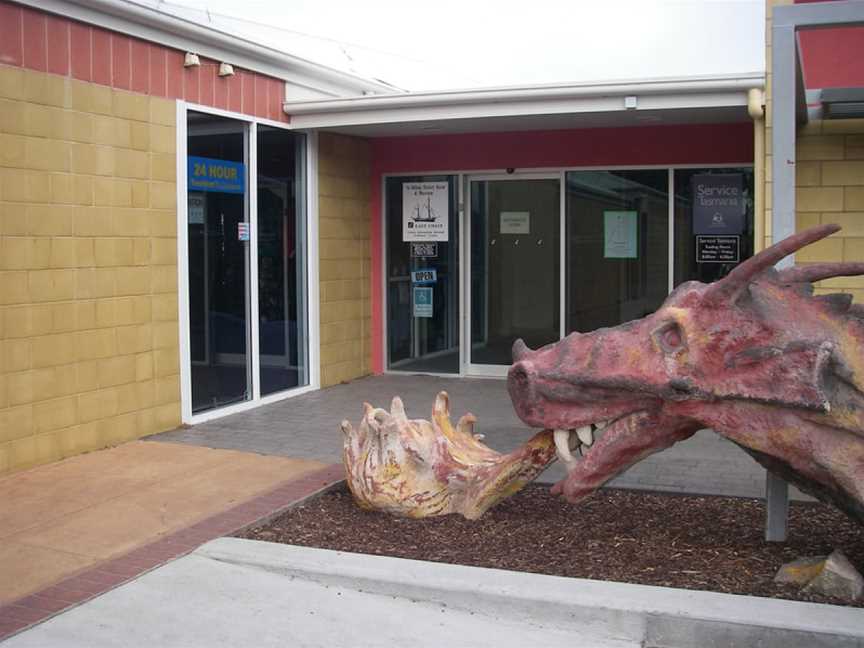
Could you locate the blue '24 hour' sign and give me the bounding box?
[188,156,245,194]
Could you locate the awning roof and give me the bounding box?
[282,72,764,136]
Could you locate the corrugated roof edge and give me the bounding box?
[17,0,400,98]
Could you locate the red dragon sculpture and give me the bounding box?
[508,224,864,524]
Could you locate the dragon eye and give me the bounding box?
[656,322,685,353]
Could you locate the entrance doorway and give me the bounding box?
[182,108,311,422]
[466,176,561,376]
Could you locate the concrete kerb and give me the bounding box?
[199,538,864,648]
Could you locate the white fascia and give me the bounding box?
[20,0,396,98]
[283,72,765,128]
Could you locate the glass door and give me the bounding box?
[467,176,561,376]
[187,112,251,413]
[385,176,460,373]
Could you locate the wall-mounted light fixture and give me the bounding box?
[218,62,235,77]
[184,52,201,67]
[624,95,638,110]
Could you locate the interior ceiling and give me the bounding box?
[321,105,751,138]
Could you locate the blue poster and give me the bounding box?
[188,156,245,194]
[413,287,433,318]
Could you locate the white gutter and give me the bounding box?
[282,72,764,129]
[20,0,396,98]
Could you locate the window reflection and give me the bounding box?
[565,170,669,334]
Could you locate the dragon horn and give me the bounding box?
[777,262,864,284]
[704,224,841,305]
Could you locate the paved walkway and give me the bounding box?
[0,441,325,607]
[153,374,808,500]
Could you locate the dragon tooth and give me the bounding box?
[576,425,594,447]
[553,429,577,466]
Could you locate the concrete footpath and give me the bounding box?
[5,538,862,648]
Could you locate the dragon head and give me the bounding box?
[508,224,864,523]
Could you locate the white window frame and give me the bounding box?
[176,101,320,425]
[381,163,753,379]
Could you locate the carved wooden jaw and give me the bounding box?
[341,391,558,520]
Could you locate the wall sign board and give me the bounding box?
[696,235,740,263]
[403,182,449,242]
[603,211,638,259]
[188,156,245,194]
[413,287,433,318]
[692,174,744,235]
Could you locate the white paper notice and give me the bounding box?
[500,211,530,234]
[603,211,638,259]
[188,193,205,224]
[403,182,449,242]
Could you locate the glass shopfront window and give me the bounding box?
[383,166,753,377]
[187,113,249,412]
[185,110,308,417]
[385,175,459,373]
[257,127,307,396]
[565,170,669,334]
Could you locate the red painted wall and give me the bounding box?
[368,122,754,372]
[0,0,287,122]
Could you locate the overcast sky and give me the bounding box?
[151,0,765,91]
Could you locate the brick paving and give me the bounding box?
[0,464,343,642]
[152,373,810,500]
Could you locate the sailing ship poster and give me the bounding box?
[403,182,449,242]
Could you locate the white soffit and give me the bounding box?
[283,73,764,134]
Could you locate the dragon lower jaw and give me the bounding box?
[549,412,699,503]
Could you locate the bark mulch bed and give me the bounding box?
[237,485,864,608]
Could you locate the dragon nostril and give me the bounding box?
[669,378,694,395]
[507,361,538,405]
[508,361,534,385]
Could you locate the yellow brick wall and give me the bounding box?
[317,132,371,387]
[764,0,864,303]
[795,120,864,302]
[0,65,180,475]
